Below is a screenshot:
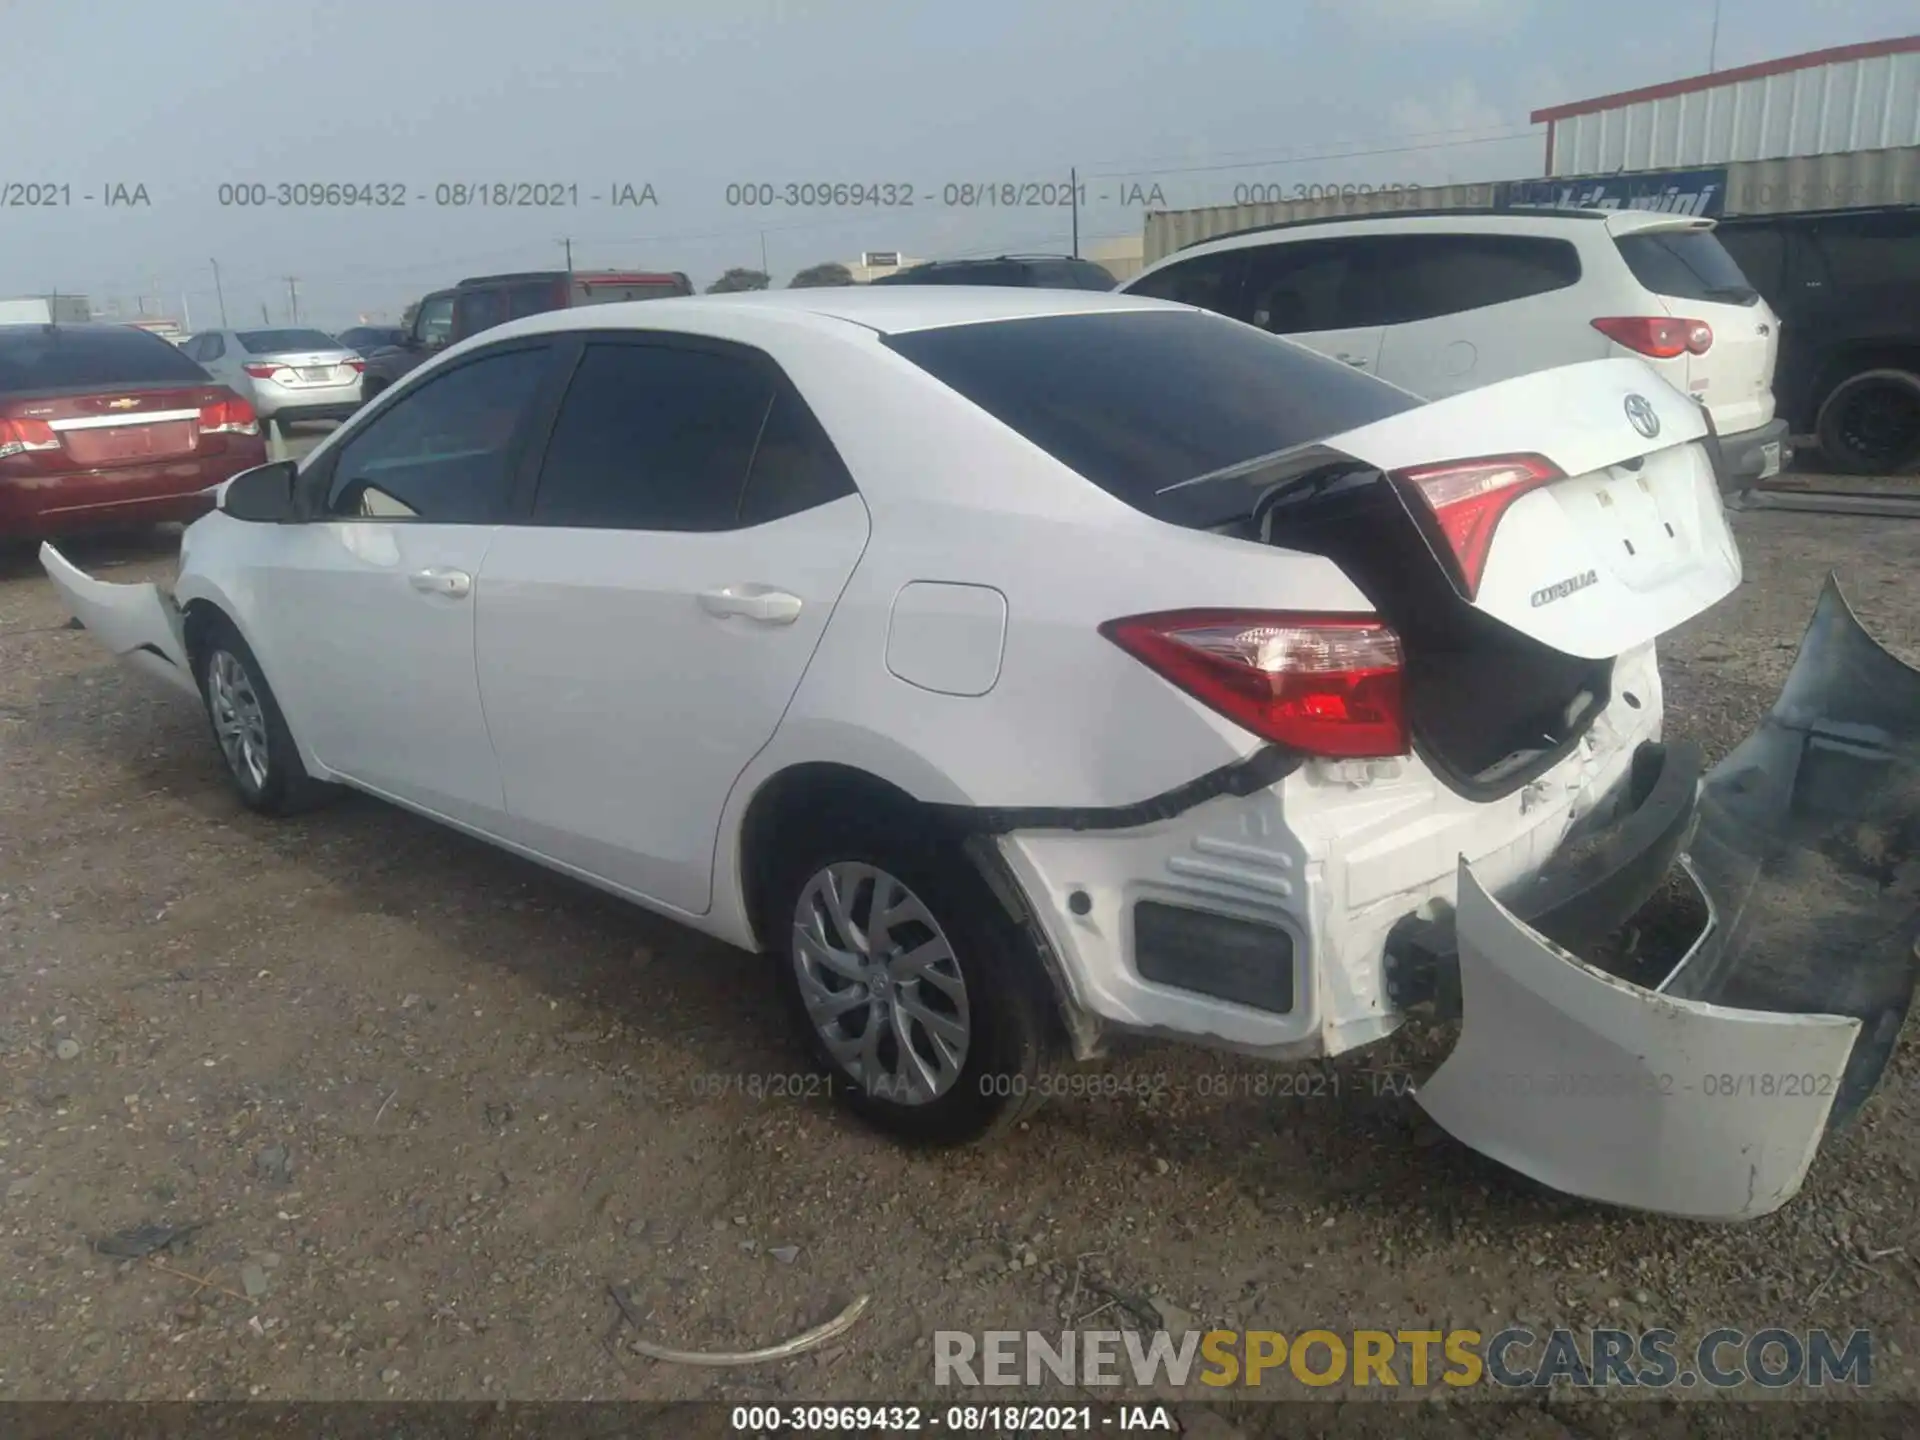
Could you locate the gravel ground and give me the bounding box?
[1,510,1917,1428]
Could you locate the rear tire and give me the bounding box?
[768,809,1055,1146]
[193,615,334,816]
[1815,368,1920,475]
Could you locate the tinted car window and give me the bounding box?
[738,386,859,527]
[531,342,774,530]
[1712,224,1788,295]
[0,324,211,393]
[1614,229,1759,304]
[1373,234,1581,323]
[237,329,340,353]
[416,296,455,346]
[1126,251,1247,315]
[453,288,511,339]
[1812,212,1920,287]
[203,333,227,360]
[883,310,1418,520]
[1027,260,1118,290]
[325,346,549,522]
[506,281,563,320]
[1241,240,1384,333]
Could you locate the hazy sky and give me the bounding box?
[1,0,1911,327]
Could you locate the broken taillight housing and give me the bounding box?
[1392,452,1564,600]
[1101,610,1407,759]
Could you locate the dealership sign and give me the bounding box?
[1498,167,1729,217]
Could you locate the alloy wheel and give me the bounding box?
[207,649,270,793]
[791,862,971,1105]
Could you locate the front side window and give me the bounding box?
[453,288,511,340]
[416,296,455,347]
[1241,240,1382,334]
[1126,251,1247,315]
[530,342,776,530]
[324,346,550,521]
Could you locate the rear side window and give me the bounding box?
[1615,229,1759,305]
[506,281,563,320]
[237,329,338,353]
[738,387,859,527]
[1374,234,1582,323]
[883,309,1418,513]
[1126,251,1247,314]
[454,288,511,339]
[531,342,775,530]
[0,325,211,392]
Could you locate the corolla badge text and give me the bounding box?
[1531,569,1599,608]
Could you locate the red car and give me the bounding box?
[0,323,268,540]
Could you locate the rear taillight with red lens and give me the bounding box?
[198,395,260,435]
[1392,452,1563,600]
[0,417,59,460]
[345,359,365,373]
[1591,316,1714,359]
[241,362,283,379]
[1101,611,1407,759]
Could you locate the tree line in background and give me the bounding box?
[706,262,854,292]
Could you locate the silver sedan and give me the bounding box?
[180,328,364,430]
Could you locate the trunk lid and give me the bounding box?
[4,383,234,469]
[1321,357,1741,660]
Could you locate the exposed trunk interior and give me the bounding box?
[1218,462,1613,798]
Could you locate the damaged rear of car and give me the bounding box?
[884,309,1918,1222]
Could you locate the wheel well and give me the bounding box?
[179,599,231,679]
[737,763,941,952]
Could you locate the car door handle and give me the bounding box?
[409,567,472,598]
[1338,355,1369,367]
[697,585,803,625]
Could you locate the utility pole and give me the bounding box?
[760,231,769,277]
[261,301,270,324]
[284,277,299,324]
[211,259,228,326]
[182,293,192,331]
[1070,167,1080,259]
[1707,0,1722,71]
[561,236,574,277]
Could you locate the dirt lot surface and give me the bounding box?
[2,509,1917,1429]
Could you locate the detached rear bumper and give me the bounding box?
[1415,575,1920,1220]
[38,542,200,699]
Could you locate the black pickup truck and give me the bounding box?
[1713,206,1920,473]
[359,288,456,401]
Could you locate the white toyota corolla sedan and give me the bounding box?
[41,288,1920,1222]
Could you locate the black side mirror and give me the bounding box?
[219,459,299,522]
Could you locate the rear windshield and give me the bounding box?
[237,328,340,354]
[0,324,210,393]
[882,309,1418,518]
[1614,229,1759,305]
[876,263,1026,287]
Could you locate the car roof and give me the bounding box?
[474,286,1181,339]
[1159,204,1709,265]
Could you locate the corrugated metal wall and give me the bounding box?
[1140,147,1920,265]
[1550,49,1920,176]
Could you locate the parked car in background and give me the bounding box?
[449,270,694,344]
[867,255,1117,289]
[38,289,1920,1223]
[181,328,364,432]
[1123,208,1789,484]
[361,289,456,401]
[1712,205,1920,473]
[0,322,264,538]
[336,325,409,354]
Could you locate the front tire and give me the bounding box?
[194,616,333,815]
[769,811,1055,1146]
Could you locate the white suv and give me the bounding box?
[1122,207,1789,483]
